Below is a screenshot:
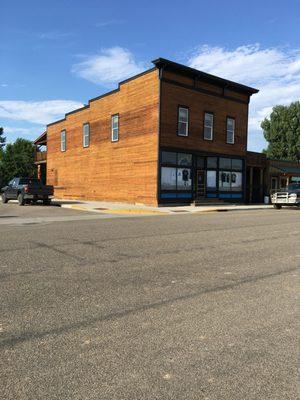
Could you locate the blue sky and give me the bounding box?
[1,0,300,151]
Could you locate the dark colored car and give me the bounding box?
[271,183,300,209]
[1,177,54,206]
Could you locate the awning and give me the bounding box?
[276,166,300,175]
[270,165,300,176]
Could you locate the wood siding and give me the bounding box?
[160,71,250,156]
[246,151,267,168]
[47,69,160,205]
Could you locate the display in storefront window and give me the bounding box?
[207,170,217,189]
[177,168,192,190]
[177,153,192,166]
[161,167,177,190]
[219,171,243,191]
[231,172,242,191]
[219,171,231,190]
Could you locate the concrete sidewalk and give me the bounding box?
[54,199,273,215]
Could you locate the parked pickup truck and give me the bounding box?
[1,177,54,206]
[271,183,300,209]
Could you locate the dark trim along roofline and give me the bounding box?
[46,67,157,128]
[152,57,259,95]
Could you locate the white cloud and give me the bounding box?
[38,31,75,40]
[3,126,34,136]
[72,47,145,86]
[1,84,8,88]
[95,20,124,28]
[0,100,83,125]
[188,44,300,151]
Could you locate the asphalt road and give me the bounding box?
[0,204,299,399]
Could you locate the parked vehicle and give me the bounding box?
[271,183,300,209]
[1,177,54,206]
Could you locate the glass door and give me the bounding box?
[196,170,206,199]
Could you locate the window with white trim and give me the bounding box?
[227,117,235,144]
[204,112,213,140]
[178,107,189,136]
[83,123,90,148]
[111,114,119,142]
[61,130,66,152]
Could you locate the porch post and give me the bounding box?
[37,164,41,180]
[249,167,253,203]
[260,168,264,202]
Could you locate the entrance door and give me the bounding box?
[196,170,205,199]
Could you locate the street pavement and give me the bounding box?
[0,203,299,399]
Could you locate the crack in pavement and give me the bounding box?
[1,265,299,349]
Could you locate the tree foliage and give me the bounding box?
[0,138,36,186]
[0,127,6,186]
[261,101,300,162]
[0,127,6,149]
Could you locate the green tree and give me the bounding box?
[1,138,36,184]
[0,127,6,149]
[0,127,6,186]
[261,101,300,162]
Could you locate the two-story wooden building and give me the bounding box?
[34,58,259,206]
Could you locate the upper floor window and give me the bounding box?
[227,117,235,144]
[61,130,66,152]
[83,123,90,148]
[178,107,189,136]
[111,114,119,142]
[204,112,214,140]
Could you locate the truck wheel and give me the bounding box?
[18,194,26,206]
[1,193,8,203]
[273,204,282,210]
[43,198,51,205]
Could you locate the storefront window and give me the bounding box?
[161,167,177,190]
[231,172,243,191]
[178,153,192,166]
[232,159,243,171]
[207,171,217,189]
[219,171,242,191]
[177,168,192,190]
[207,157,217,169]
[219,171,231,190]
[197,157,205,168]
[219,158,232,170]
[160,152,244,200]
[161,151,177,165]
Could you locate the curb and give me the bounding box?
[63,204,167,216]
[60,203,273,216]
